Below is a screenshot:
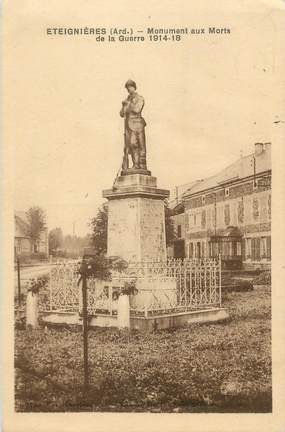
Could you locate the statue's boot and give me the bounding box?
[139,155,147,171]
[133,150,140,169]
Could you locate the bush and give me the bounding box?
[26,275,49,294]
[221,275,253,292]
[253,271,271,286]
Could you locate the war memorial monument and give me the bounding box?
[39,80,228,331]
[103,79,169,263]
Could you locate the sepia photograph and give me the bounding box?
[2,1,285,431]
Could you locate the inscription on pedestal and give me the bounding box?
[140,199,166,261]
[103,173,169,262]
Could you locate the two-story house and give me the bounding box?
[171,143,271,270]
[14,211,48,258]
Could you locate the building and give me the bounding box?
[171,143,271,270]
[14,211,48,258]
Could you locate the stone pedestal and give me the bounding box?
[103,174,169,262]
[26,291,39,329]
[117,294,130,328]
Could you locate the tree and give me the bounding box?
[25,207,46,252]
[89,201,176,254]
[89,205,108,256]
[48,227,63,254]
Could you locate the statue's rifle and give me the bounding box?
[112,105,128,191]
[122,109,129,170]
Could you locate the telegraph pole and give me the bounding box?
[80,259,89,392]
[17,256,21,307]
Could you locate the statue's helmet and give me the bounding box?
[125,79,137,90]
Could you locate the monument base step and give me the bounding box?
[41,307,229,331]
[121,168,151,176]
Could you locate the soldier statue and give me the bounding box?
[120,80,147,172]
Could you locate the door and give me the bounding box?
[174,239,185,259]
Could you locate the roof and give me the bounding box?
[183,145,271,198]
[15,212,29,238]
[211,226,242,239]
[169,179,203,209]
[15,210,28,223]
[15,209,48,240]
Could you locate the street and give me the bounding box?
[14,263,52,294]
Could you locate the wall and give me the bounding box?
[173,173,271,269]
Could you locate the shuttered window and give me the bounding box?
[266,236,271,260]
[251,238,261,260]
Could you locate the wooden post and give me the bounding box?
[81,259,89,392]
[17,257,21,307]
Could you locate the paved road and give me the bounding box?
[16,264,52,280]
[14,263,53,294]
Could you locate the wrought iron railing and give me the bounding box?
[44,257,222,317]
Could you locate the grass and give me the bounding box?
[14,286,271,412]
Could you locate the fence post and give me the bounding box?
[17,257,21,307]
[144,304,148,319]
[26,290,39,329]
[81,259,89,392]
[117,293,130,329]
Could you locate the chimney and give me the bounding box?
[254,143,264,155]
[264,142,271,152]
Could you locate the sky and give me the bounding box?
[7,0,284,235]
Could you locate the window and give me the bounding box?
[196,212,201,227]
[251,238,261,260]
[188,243,194,258]
[252,199,259,221]
[260,196,268,223]
[231,202,238,226]
[177,225,182,238]
[238,200,244,224]
[244,197,252,223]
[260,237,267,258]
[266,236,271,260]
[206,208,211,228]
[188,213,195,228]
[237,241,242,256]
[210,242,219,258]
[207,242,211,257]
[212,208,216,228]
[245,238,251,258]
[201,210,206,229]
[196,242,201,258]
[224,204,230,226]
[225,188,229,197]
